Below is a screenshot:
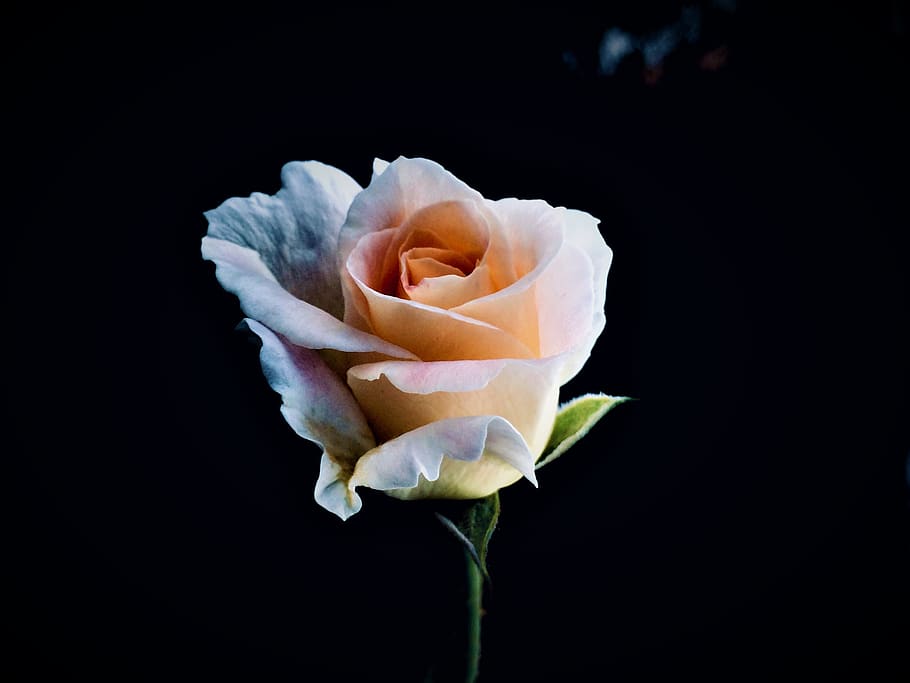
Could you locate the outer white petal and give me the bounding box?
[202,237,418,359]
[533,238,595,356]
[348,416,539,502]
[242,319,375,521]
[565,209,612,317]
[556,209,614,382]
[315,454,361,521]
[204,161,361,319]
[372,158,390,178]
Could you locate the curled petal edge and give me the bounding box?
[241,319,377,521]
[344,416,539,509]
[203,160,362,318]
[202,237,418,360]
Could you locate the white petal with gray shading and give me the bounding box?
[205,161,361,319]
[202,237,417,359]
[242,319,376,520]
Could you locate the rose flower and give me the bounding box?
[202,157,612,519]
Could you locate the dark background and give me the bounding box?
[9,3,909,681]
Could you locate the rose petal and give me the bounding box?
[346,356,562,457]
[241,319,376,520]
[202,237,418,359]
[372,157,390,178]
[451,199,565,355]
[339,157,484,264]
[532,238,596,357]
[315,454,361,521]
[349,199,490,298]
[343,199,504,331]
[403,248,473,281]
[342,222,534,360]
[486,199,597,359]
[348,415,539,502]
[553,209,613,382]
[348,358,510,394]
[204,161,361,319]
[345,268,536,360]
[394,201,495,309]
[403,267,496,310]
[565,209,612,318]
[456,201,606,380]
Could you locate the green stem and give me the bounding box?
[464,549,483,683]
[428,494,498,683]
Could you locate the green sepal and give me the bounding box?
[434,492,500,586]
[536,393,631,470]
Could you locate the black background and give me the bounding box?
[10,3,909,681]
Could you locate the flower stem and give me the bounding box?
[429,495,497,682]
[464,548,483,683]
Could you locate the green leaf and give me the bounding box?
[434,492,500,584]
[536,393,631,470]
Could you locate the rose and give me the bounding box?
[202,157,612,520]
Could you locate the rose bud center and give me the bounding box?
[375,200,494,310]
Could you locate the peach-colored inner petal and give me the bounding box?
[347,358,561,457]
[344,277,537,360]
[401,201,488,259]
[402,247,474,285]
[387,201,494,309]
[448,200,568,355]
[343,229,535,361]
[348,200,490,300]
[341,197,574,360]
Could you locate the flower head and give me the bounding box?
[203,157,612,519]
